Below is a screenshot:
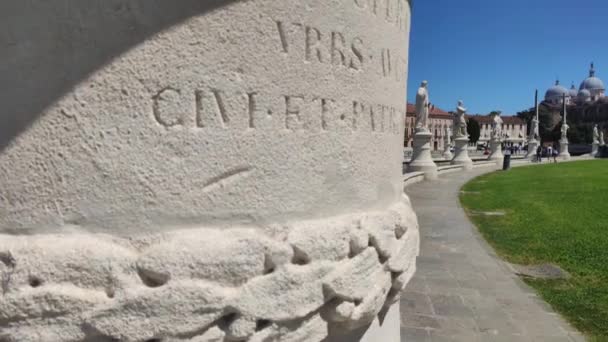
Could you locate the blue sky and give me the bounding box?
[407,0,608,115]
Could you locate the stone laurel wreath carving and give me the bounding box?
[0,197,419,342]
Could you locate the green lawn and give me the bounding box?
[460,160,608,341]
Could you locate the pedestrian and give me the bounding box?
[552,147,558,163]
[547,145,553,159]
[536,145,542,162]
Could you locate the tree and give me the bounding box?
[467,118,480,143]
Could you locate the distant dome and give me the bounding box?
[578,88,591,100]
[545,80,568,101]
[579,63,605,91]
[568,84,578,98]
[580,77,605,91]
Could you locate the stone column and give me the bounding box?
[559,138,571,160]
[488,137,504,165]
[0,1,418,342]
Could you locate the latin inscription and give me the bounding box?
[152,88,404,135]
[276,20,406,81]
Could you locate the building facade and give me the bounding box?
[405,103,453,151]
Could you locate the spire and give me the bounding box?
[555,79,560,86]
[571,82,576,89]
[590,62,595,77]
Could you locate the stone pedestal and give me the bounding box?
[526,139,539,161]
[451,137,473,170]
[407,130,438,180]
[0,2,419,342]
[488,138,504,165]
[559,139,571,160]
[592,142,599,157]
[443,143,453,160]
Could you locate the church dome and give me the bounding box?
[578,88,591,101]
[579,63,605,91]
[545,80,568,101]
[568,84,578,98]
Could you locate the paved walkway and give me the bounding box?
[400,167,585,342]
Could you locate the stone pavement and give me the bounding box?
[400,167,586,342]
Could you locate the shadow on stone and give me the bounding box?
[0,0,239,151]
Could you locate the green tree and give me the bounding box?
[467,118,480,143]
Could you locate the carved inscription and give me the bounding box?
[152,88,403,135]
[276,20,405,81]
[276,21,364,70]
[354,0,409,31]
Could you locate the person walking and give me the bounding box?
[547,145,553,160]
[552,146,558,163]
[536,145,542,162]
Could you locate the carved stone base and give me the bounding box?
[0,197,419,342]
[526,140,539,161]
[451,137,473,170]
[407,131,438,180]
[488,139,503,165]
[443,146,453,160]
[559,140,571,160]
[592,142,599,157]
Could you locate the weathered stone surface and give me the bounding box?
[387,228,419,273]
[0,0,415,341]
[85,281,233,341]
[361,214,400,260]
[250,314,329,342]
[234,263,334,321]
[136,228,293,286]
[288,220,351,262]
[0,234,137,294]
[323,248,384,301]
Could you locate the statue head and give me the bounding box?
[420,80,428,88]
[457,100,463,107]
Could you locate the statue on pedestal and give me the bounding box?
[593,124,600,144]
[453,100,468,138]
[490,112,503,140]
[415,81,430,132]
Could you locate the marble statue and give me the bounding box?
[408,80,438,179]
[0,2,418,342]
[490,112,503,140]
[593,125,600,143]
[453,100,468,138]
[559,94,571,160]
[526,90,541,160]
[415,81,430,131]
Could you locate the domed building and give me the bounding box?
[543,63,606,106]
[578,63,605,101]
[544,80,570,105]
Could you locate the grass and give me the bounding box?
[460,160,608,341]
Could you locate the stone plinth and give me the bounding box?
[592,142,599,157]
[407,130,438,180]
[488,138,504,165]
[443,147,454,160]
[559,140,571,160]
[451,137,473,170]
[0,1,418,342]
[526,139,539,160]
